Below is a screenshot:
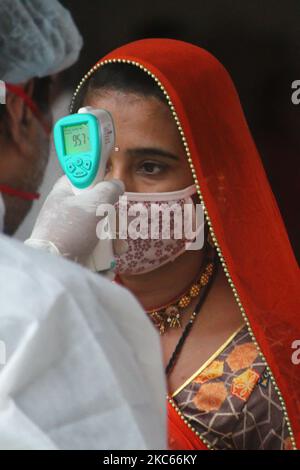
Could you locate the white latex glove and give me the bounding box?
[25,175,125,262]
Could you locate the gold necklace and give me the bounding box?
[146,259,214,335]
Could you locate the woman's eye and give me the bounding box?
[137,161,166,175]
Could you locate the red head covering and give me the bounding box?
[72,38,300,449]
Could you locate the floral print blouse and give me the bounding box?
[171,325,293,450]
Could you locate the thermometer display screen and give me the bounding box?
[63,122,91,155]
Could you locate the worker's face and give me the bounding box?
[85,90,194,192]
[0,78,53,234]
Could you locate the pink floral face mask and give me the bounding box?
[114,184,203,275]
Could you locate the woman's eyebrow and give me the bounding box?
[126,147,180,161]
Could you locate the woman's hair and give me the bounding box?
[73,63,166,111]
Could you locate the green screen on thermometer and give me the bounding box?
[63,122,91,155]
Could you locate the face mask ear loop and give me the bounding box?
[0,185,40,201]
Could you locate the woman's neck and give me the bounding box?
[118,249,204,310]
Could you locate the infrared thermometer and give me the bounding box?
[54,106,114,192]
[53,107,116,272]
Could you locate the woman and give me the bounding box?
[70,39,300,450]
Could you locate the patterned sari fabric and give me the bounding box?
[72,38,300,449]
[171,326,292,450]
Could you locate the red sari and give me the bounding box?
[72,39,300,449]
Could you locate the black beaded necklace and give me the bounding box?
[165,247,219,377]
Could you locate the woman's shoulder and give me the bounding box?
[171,324,292,450]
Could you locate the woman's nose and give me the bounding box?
[109,164,125,182]
[105,157,132,191]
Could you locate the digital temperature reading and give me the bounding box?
[63,122,91,155]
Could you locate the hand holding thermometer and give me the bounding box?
[53,107,119,272]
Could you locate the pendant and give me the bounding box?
[149,305,182,335]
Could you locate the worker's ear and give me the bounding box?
[3,79,36,154]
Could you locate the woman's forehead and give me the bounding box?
[85,90,187,162]
[86,90,175,130]
[86,89,165,111]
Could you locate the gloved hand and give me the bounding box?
[25,175,126,263]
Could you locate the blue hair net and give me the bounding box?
[0,0,83,83]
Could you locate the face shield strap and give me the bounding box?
[5,83,51,137]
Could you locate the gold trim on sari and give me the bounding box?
[172,323,245,398]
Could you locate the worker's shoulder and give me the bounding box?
[0,233,114,298]
[0,234,159,368]
[0,233,137,313]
